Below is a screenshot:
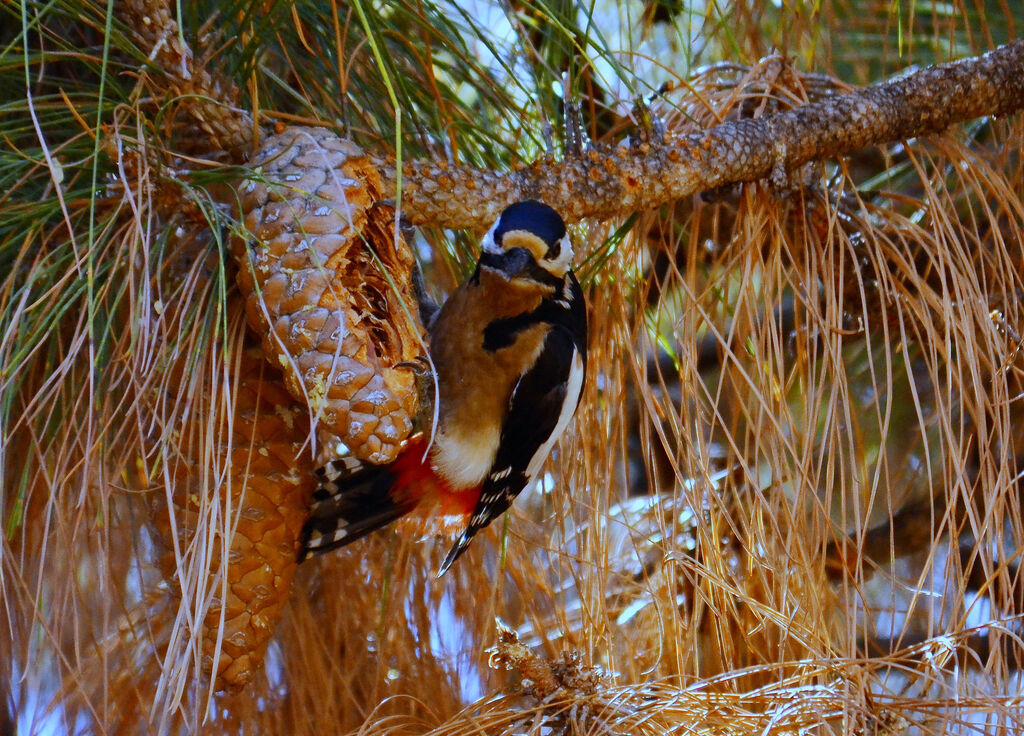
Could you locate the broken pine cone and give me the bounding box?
[488,621,606,699]
[235,126,425,465]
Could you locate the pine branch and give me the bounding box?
[116,2,1023,231]
[388,39,1024,229]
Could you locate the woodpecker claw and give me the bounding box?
[395,355,431,374]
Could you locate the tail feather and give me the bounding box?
[298,458,413,560]
[437,530,475,577]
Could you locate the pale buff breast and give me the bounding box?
[428,269,549,488]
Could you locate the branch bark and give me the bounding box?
[386,39,1024,229]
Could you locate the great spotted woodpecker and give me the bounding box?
[299,200,587,575]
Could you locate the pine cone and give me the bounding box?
[120,0,253,157]
[150,343,316,692]
[236,126,425,465]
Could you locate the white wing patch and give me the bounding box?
[305,522,351,557]
[312,524,348,544]
[525,347,585,480]
[481,221,502,255]
[321,456,362,483]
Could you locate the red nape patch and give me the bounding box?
[387,434,481,536]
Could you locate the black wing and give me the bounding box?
[438,274,587,575]
[299,456,412,560]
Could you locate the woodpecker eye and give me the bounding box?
[481,223,503,256]
[546,239,561,261]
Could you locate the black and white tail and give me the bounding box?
[298,457,411,560]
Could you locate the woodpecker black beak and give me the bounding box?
[480,247,533,280]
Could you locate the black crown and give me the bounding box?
[494,200,566,249]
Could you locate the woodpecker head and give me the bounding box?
[479,200,573,286]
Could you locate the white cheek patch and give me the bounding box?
[481,222,502,255]
[540,233,574,277]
